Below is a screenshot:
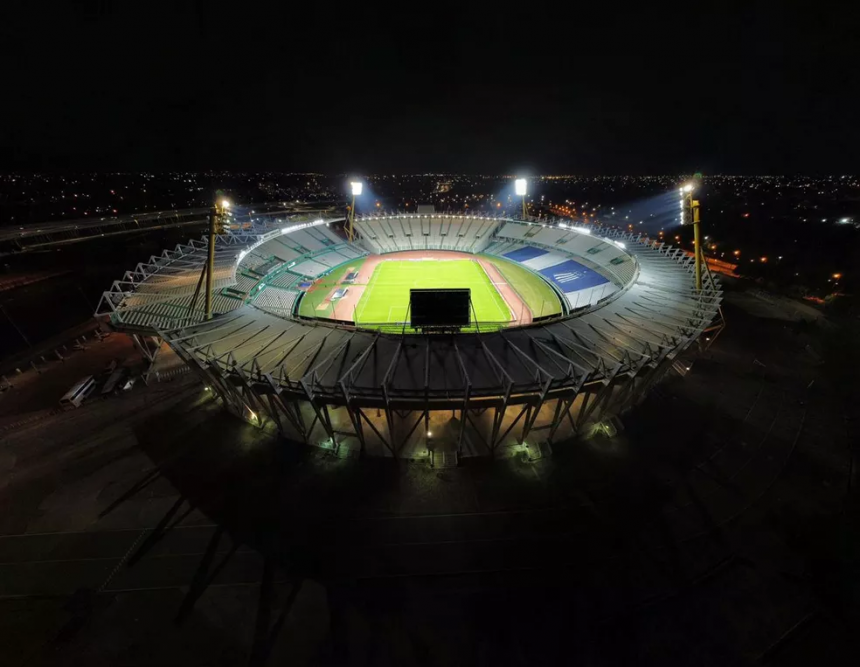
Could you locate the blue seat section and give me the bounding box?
[503,246,548,262]
[539,260,609,293]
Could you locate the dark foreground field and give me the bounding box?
[0,296,857,666]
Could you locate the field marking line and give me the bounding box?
[356,263,382,323]
[474,259,513,322]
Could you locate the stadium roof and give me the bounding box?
[98,214,721,409]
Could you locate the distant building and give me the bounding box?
[417,204,436,214]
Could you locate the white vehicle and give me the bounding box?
[59,376,97,409]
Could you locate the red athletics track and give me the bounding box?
[321,250,533,326]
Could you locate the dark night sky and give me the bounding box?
[1,2,858,174]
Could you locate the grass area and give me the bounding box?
[355,259,510,329]
[297,257,367,318]
[481,254,563,318]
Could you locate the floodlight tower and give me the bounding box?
[679,182,703,291]
[515,178,528,219]
[346,181,362,242]
[205,198,230,320]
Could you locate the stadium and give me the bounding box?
[97,203,722,462]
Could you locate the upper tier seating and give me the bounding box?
[356,215,499,254]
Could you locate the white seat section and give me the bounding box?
[315,250,352,268]
[495,221,530,240]
[609,258,636,285]
[470,218,497,252]
[521,252,570,271]
[303,226,338,247]
[445,218,463,250]
[238,253,268,272]
[252,287,299,317]
[338,245,365,259]
[402,217,418,238]
[289,229,327,252]
[289,259,328,277]
[355,215,504,254]
[564,283,619,310]
[119,289,245,329]
[484,240,521,256]
[267,272,302,289]
[556,234,601,256]
[528,226,577,246]
[232,273,260,293]
[268,238,303,262]
[318,225,344,244]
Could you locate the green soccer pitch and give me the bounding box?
[354,259,511,328]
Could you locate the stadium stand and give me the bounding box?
[116,291,245,329]
[288,258,330,278]
[352,215,636,312]
[356,215,498,254]
[266,271,302,290]
[99,213,720,458]
[232,273,262,295]
[252,286,299,318]
[250,257,282,276]
[493,220,635,279]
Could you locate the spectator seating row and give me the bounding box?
[356,215,498,254]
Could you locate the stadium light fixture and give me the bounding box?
[204,197,233,321]
[680,180,704,291]
[515,178,527,196]
[346,181,363,242]
[515,178,528,219]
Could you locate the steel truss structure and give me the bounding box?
[98,213,721,459]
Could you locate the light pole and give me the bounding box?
[515,178,527,219]
[346,181,362,242]
[205,198,229,320]
[680,182,703,291]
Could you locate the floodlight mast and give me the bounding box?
[680,180,703,291]
[205,198,230,320]
[515,178,527,219]
[346,181,362,242]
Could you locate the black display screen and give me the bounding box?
[410,289,471,328]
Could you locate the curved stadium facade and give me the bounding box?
[97,212,721,461]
